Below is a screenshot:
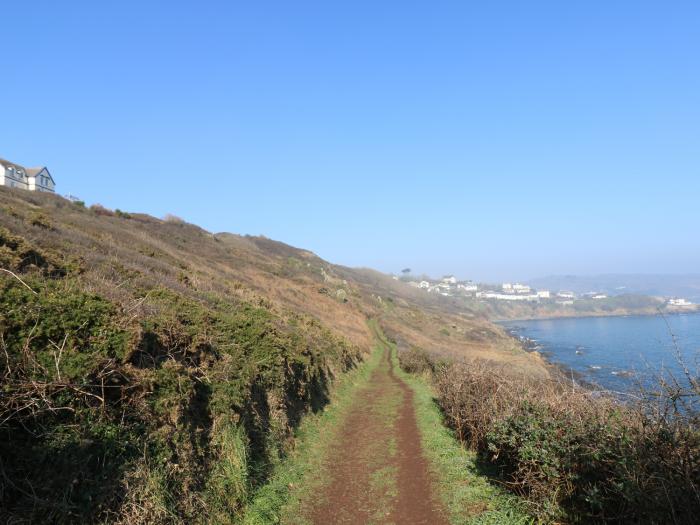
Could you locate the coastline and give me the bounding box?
[498,310,700,396]
[505,326,589,386]
[491,307,699,324]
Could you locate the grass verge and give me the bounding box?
[242,344,383,524]
[245,320,534,524]
[381,334,535,525]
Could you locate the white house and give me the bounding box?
[512,283,531,294]
[557,291,576,299]
[668,298,693,307]
[419,281,430,289]
[477,291,539,302]
[537,290,551,299]
[0,158,55,193]
[458,283,478,292]
[442,275,457,285]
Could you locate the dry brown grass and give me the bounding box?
[0,187,374,351]
[404,349,700,523]
[0,186,554,522]
[1,186,543,378]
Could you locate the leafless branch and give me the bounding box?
[0,268,38,294]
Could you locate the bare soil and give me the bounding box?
[301,348,447,524]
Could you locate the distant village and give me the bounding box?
[397,274,695,309]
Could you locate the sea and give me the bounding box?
[502,313,700,394]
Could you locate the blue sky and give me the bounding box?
[2,1,699,282]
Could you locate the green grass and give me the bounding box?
[242,344,383,524]
[383,337,535,525]
[244,321,534,524]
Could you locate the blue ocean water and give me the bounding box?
[502,313,700,393]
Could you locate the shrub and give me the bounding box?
[29,211,53,229]
[406,354,700,523]
[164,213,185,224]
[90,203,115,216]
[398,346,438,375]
[0,226,67,276]
[0,279,361,523]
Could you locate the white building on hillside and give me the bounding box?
[442,275,457,285]
[477,291,539,302]
[0,158,55,193]
[668,298,693,307]
[502,283,530,294]
[537,290,551,298]
[419,281,430,289]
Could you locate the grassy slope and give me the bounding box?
[0,189,369,523]
[0,187,547,522]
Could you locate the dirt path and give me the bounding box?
[299,345,447,524]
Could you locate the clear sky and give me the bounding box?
[2,1,699,282]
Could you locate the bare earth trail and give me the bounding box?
[297,345,447,525]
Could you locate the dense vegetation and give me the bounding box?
[0,273,359,523]
[0,190,367,523]
[398,346,700,523]
[0,187,546,523]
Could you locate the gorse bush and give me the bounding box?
[399,348,700,523]
[397,345,440,375]
[90,203,115,216]
[0,276,361,523]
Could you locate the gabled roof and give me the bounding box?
[0,158,54,184]
[0,157,25,171]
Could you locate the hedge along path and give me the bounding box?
[295,328,447,524]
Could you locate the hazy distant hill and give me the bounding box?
[527,274,700,301]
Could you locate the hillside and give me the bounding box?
[462,293,668,321]
[528,273,700,302]
[0,187,547,523]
